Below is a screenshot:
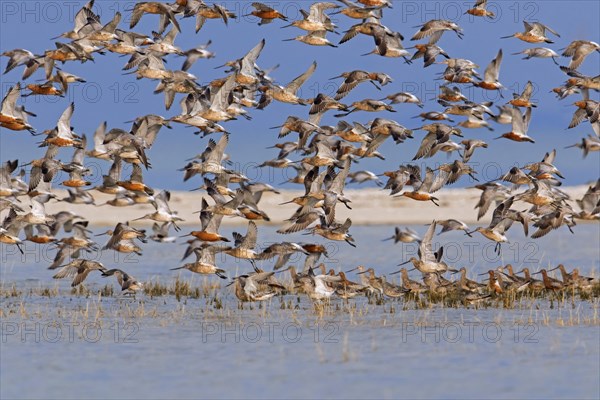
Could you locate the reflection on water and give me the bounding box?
[1,225,599,399]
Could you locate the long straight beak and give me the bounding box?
[397,260,411,267]
[389,269,401,275]
[369,81,382,91]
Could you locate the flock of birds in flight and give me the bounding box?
[0,0,599,304]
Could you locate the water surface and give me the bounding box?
[1,225,599,399]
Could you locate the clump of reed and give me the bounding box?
[143,277,209,300]
[0,285,21,298]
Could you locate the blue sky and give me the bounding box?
[1,0,599,190]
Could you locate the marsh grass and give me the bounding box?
[143,277,219,299]
[1,285,21,298]
[0,276,598,331]
[1,296,597,332]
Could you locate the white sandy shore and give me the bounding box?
[40,185,591,227]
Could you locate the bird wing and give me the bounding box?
[56,102,75,138]
[483,49,502,82]
[0,83,21,116]
[286,61,317,95]
[240,221,258,249]
[511,106,526,135]
[205,133,229,164]
[420,221,437,262]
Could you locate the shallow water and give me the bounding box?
[1,224,599,399]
